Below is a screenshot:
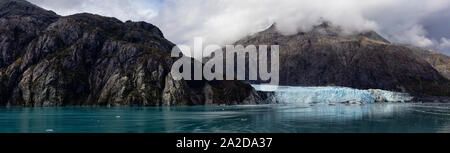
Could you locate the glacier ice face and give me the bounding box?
[367,89,414,102]
[256,86,376,104]
[253,85,413,104]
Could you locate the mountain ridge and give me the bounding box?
[0,0,264,106]
[230,22,450,97]
[0,0,57,18]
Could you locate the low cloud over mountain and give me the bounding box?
[30,0,450,55]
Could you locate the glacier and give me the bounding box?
[253,85,414,104]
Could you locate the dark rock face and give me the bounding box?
[0,0,261,106]
[0,0,59,68]
[407,46,450,80]
[232,23,450,97]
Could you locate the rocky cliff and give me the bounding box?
[407,46,450,80]
[0,0,262,106]
[230,22,450,97]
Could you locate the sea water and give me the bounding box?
[0,86,447,133]
[1,103,450,133]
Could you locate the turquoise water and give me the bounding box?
[1,103,450,133]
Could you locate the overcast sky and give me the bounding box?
[29,0,450,55]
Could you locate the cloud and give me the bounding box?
[440,38,450,48]
[152,0,382,49]
[438,38,450,55]
[151,0,450,56]
[29,0,450,55]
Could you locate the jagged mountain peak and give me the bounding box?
[0,0,32,7]
[0,0,58,18]
[256,21,390,44]
[264,23,278,32]
[357,31,390,44]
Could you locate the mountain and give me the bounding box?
[407,46,450,80]
[0,0,263,106]
[0,0,59,68]
[229,22,450,97]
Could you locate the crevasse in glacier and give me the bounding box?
[252,85,414,104]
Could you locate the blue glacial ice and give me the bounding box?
[252,85,413,104]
